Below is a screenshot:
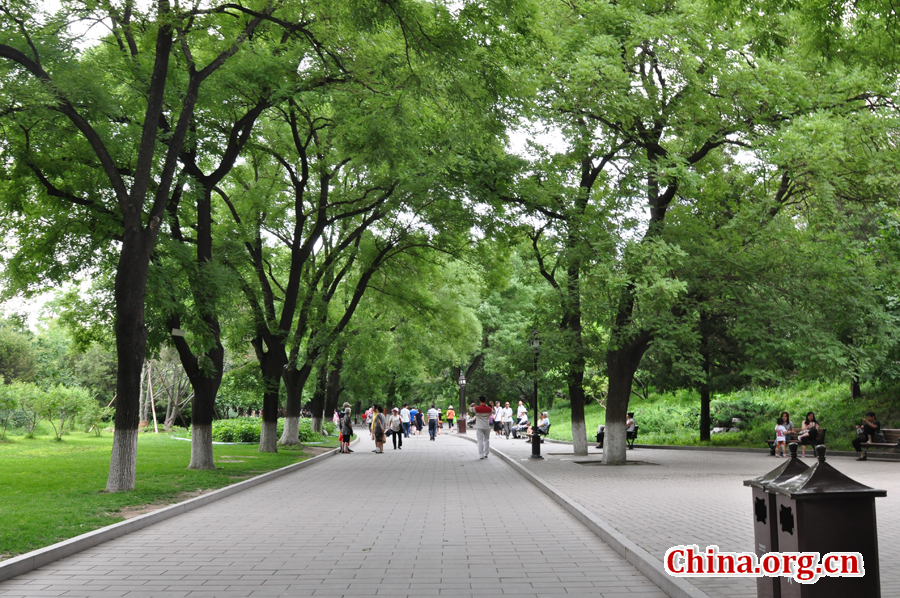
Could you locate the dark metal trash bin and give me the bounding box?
[766,445,886,598]
[744,442,810,598]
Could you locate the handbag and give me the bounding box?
[385,428,393,436]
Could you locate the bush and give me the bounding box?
[208,417,336,443]
[210,418,283,443]
[0,385,17,439]
[42,385,92,441]
[710,397,768,429]
[12,382,44,438]
[78,399,114,436]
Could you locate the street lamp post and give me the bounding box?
[457,372,467,434]
[530,333,543,459]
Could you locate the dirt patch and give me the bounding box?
[116,489,214,520]
[301,445,333,457]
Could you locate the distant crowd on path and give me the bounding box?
[340,402,460,453]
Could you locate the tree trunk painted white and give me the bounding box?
[259,419,278,453]
[188,424,215,469]
[602,420,627,464]
[571,419,588,456]
[279,416,300,446]
[105,427,139,492]
[311,415,323,434]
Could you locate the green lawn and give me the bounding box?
[0,428,337,560]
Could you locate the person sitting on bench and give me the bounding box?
[513,412,529,438]
[853,411,886,461]
[596,413,636,448]
[797,411,820,458]
[537,412,550,435]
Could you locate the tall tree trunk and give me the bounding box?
[106,233,153,492]
[256,348,286,453]
[568,369,588,455]
[324,347,345,423]
[699,327,712,442]
[604,338,649,465]
[280,362,313,445]
[851,374,862,399]
[309,365,327,434]
[565,257,588,455]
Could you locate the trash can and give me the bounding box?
[767,445,886,598]
[744,442,810,598]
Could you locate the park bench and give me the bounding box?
[627,426,639,449]
[524,424,551,443]
[765,428,827,456]
[860,428,900,458]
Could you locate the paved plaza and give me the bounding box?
[481,432,900,598]
[0,431,667,598]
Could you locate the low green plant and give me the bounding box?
[42,385,92,441]
[12,382,44,438]
[0,385,17,439]
[78,399,114,436]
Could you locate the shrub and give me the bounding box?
[210,418,287,443]
[12,382,44,438]
[42,385,92,441]
[710,397,768,429]
[0,385,17,439]
[78,399,114,436]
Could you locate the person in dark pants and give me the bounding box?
[852,411,884,461]
[427,404,439,440]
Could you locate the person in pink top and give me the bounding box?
[469,396,494,459]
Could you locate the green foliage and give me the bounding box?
[0,383,18,439]
[12,381,44,438]
[208,418,339,443]
[77,399,114,437]
[40,384,92,441]
[0,321,36,383]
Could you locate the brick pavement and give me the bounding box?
[482,433,900,598]
[0,431,667,598]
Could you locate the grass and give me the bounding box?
[0,424,339,560]
[544,380,900,452]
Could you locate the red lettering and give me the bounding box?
[737,555,756,574]
[666,549,685,574]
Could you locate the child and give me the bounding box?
[774,417,787,457]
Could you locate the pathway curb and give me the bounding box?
[0,437,355,583]
[459,434,710,598]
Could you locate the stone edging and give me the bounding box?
[0,437,356,583]
[458,435,710,598]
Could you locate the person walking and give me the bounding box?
[446,406,455,432]
[501,402,514,439]
[470,396,493,459]
[340,403,354,453]
[426,404,439,440]
[414,407,424,437]
[372,405,386,453]
[493,401,503,437]
[387,407,404,450]
[436,407,443,435]
[400,404,411,438]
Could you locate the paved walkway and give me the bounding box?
[480,432,900,598]
[0,431,667,598]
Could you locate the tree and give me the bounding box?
[0,0,292,490]
[0,319,35,383]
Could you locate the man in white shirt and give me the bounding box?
[501,402,514,439]
[426,404,439,441]
[517,400,527,419]
[400,405,411,438]
[469,396,493,459]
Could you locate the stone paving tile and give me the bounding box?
[0,431,666,598]
[484,434,900,598]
